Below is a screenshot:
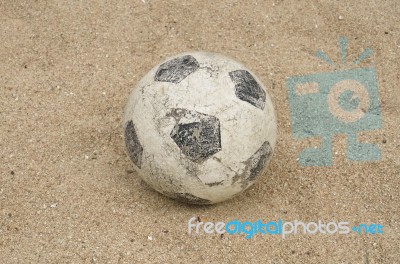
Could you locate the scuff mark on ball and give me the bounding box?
[155,55,200,83]
[124,120,144,169]
[229,70,266,110]
[205,180,224,187]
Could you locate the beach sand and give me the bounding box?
[1,0,399,263]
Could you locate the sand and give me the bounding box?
[1,0,399,263]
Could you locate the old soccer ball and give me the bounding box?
[124,52,277,204]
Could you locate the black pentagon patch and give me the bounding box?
[155,55,200,83]
[169,109,221,163]
[229,70,266,110]
[247,141,273,182]
[166,192,212,205]
[124,120,143,169]
[232,141,273,188]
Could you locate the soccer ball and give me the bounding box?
[124,52,277,204]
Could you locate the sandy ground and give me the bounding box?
[1,0,399,263]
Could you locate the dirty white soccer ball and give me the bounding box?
[124,52,277,204]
